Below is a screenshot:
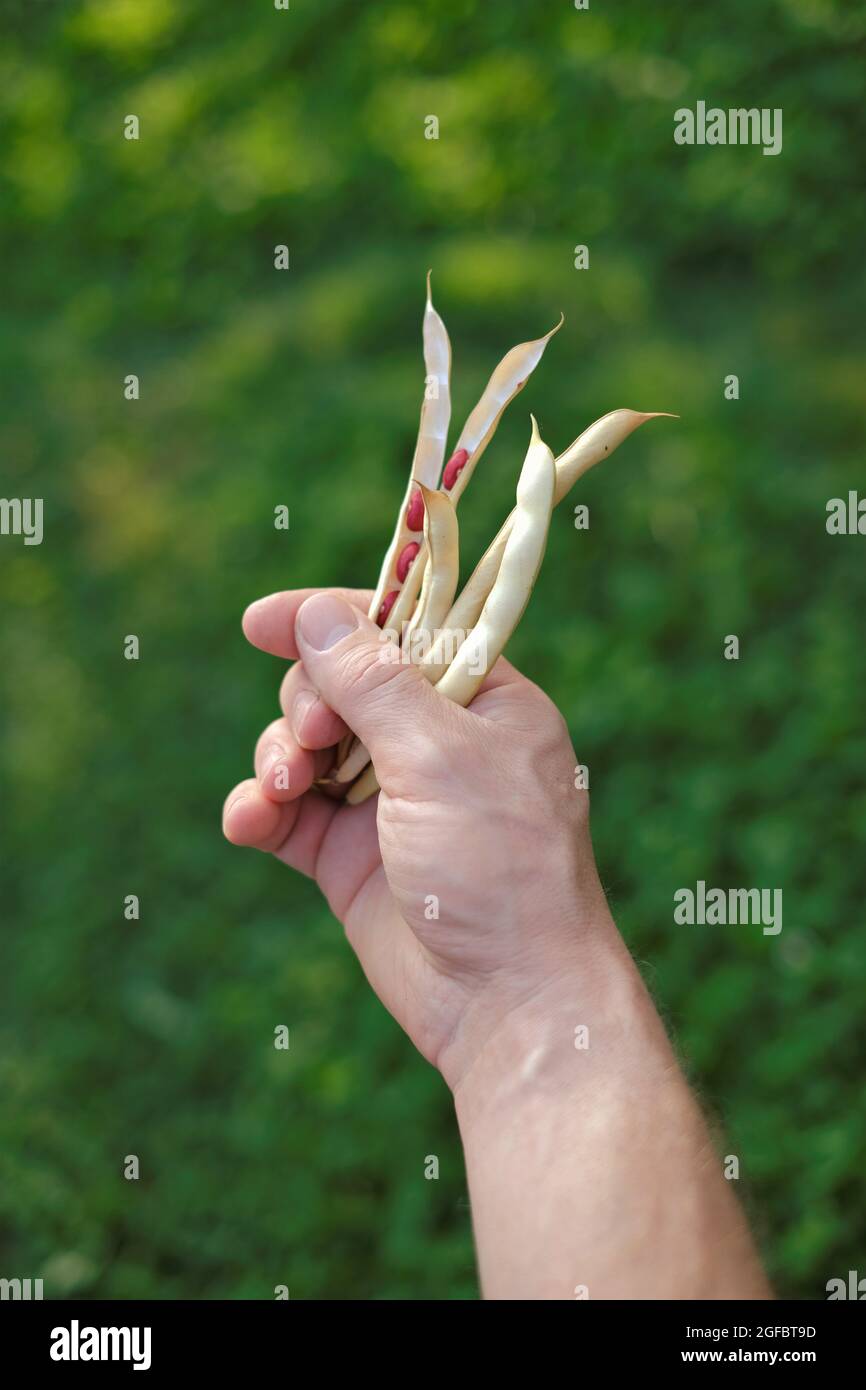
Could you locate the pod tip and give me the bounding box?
[617,409,680,424]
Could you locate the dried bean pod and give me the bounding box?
[345,762,381,805]
[369,273,452,627]
[379,315,563,644]
[330,277,451,772]
[444,316,563,506]
[424,409,674,673]
[347,419,555,805]
[381,551,424,640]
[403,485,460,651]
[434,416,554,706]
[336,485,459,784]
[345,408,675,791]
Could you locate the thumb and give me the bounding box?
[294,592,455,775]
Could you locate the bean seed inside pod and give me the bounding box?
[377,590,399,626]
[405,489,425,531]
[442,448,470,490]
[396,541,420,582]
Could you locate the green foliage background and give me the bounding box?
[1,0,864,1299]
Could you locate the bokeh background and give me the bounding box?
[1,0,865,1300]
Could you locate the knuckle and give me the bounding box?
[280,663,313,718]
[530,691,572,752]
[337,640,407,707]
[406,728,452,784]
[504,697,576,800]
[278,668,294,714]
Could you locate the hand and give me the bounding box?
[224,587,772,1298]
[223,587,619,1091]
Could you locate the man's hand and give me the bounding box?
[224,586,772,1299]
[223,587,614,1090]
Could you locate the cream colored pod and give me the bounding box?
[333,279,562,783]
[333,483,459,790]
[424,409,675,674]
[339,406,674,794]
[402,485,459,654]
[380,313,563,643]
[368,273,452,633]
[346,419,556,806]
[324,276,676,801]
[434,417,554,706]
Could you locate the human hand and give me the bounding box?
[224,587,773,1299]
[223,587,620,1091]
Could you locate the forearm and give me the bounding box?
[449,920,772,1301]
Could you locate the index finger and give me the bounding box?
[242,587,375,659]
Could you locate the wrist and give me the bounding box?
[439,905,672,1114]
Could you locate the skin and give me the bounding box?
[224,587,772,1301]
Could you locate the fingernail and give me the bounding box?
[297,594,359,652]
[262,744,285,775]
[227,794,248,816]
[293,690,318,743]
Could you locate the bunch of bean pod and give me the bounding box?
[323,274,674,804]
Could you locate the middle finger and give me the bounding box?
[254,717,330,801]
[279,662,350,750]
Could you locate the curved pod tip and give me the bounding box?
[545,311,565,342]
